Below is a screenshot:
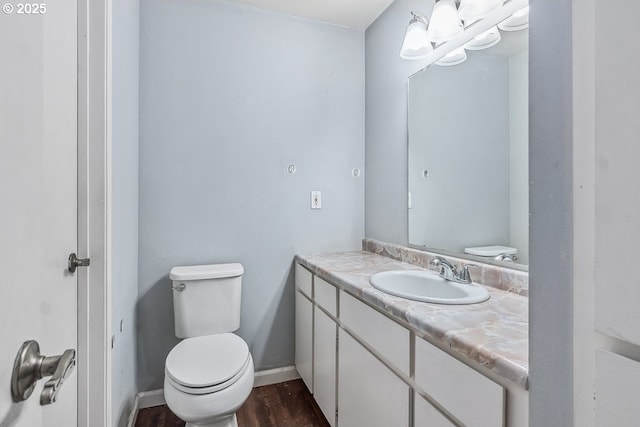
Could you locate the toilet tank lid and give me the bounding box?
[464,246,517,257]
[170,263,244,281]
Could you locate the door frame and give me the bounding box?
[77,0,112,425]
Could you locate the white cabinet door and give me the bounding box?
[0,2,78,425]
[314,308,336,427]
[414,394,455,427]
[415,336,504,427]
[295,290,313,392]
[338,329,409,427]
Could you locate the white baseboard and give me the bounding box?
[253,365,300,387]
[126,366,300,425]
[126,394,140,427]
[137,388,166,408]
[126,389,166,427]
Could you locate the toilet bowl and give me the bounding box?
[164,264,254,427]
[164,334,254,427]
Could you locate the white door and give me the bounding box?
[572,0,640,425]
[0,1,78,425]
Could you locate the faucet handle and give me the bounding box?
[458,264,478,283]
[430,256,454,269]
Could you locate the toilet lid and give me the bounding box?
[464,245,517,257]
[165,333,250,388]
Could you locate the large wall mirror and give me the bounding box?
[408,24,528,268]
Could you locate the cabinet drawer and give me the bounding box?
[415,336,504,427]
[295,263,313,298]
[340,291,410,376]
[315,277,337,317]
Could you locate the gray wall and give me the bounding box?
[112,0,140,424]
[529,0,574,425]
[365,0,435,245]
[138,0,365,390]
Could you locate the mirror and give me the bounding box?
[408,27,528,267]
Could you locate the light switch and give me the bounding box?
[311,191,321,209]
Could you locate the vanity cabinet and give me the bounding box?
[294,262,523,427]
[338,328,409,427]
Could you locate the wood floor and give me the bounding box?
[135,380,330,427]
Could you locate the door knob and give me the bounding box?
[67,252,90,273]
[11,340,76,405]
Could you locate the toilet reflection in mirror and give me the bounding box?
[407,25,528,267]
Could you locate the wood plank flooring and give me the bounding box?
[135,380,330,427]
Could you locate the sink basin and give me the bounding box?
[369,270,490,305]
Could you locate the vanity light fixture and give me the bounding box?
[400,12,432,60]
[429,0,464,44]
[458,0,505,23]
[464,24,501,50]
[497,5,529,31]
[435,46,467,66]
[399,0,528,64]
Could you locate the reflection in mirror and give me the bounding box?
[408,27,528,267]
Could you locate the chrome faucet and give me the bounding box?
[494,253,518,262]
[429,256,477,284]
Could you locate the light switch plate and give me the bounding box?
[311,191,321,209]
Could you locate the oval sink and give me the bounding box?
[369,270,490,305]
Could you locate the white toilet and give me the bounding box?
[164,263,254,427]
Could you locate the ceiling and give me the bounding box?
[224,0,395,30]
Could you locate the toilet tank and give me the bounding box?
[170,263,244,339]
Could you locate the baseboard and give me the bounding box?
[126,394,140,427]
[253,365,300,387]
[126,366,300,426]
[126,389,166,427]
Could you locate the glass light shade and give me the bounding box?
[459,0,504,22]
[464,25,501,50]
[400,17,433,60]
[428,0,464,44]
[498,5,529,31]
[435,46,467,66]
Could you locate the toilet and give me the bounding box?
[164,263,254,427]
[464,245,518,262]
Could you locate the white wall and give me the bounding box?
[137,0,365,391]
[509,51,529,264]
[111,0,140,424]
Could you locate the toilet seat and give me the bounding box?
[165,333,250,395]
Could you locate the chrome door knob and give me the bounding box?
[11,340,76,404]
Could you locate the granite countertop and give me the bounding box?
[295,250,529,389]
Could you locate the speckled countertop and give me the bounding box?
[295,250,529,389]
